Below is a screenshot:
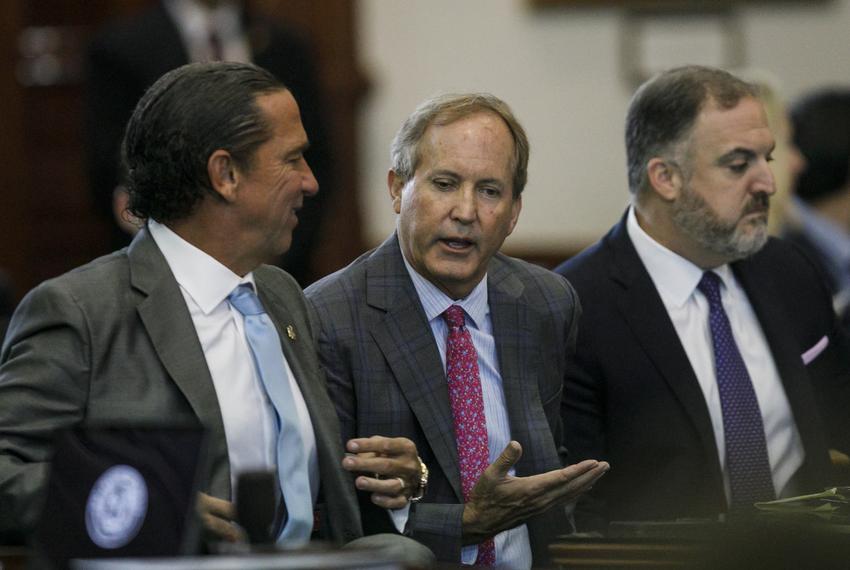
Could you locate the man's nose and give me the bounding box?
[752,159,776,196]
[301,161,319,196]
[451,187,477,222]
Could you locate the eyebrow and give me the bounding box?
[286,141,311,159]
[715,143,775,165]
[428,169,506,187]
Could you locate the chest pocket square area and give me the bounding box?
[802,335,829,365]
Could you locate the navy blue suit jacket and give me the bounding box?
[556,213,850,532]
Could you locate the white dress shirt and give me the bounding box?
[164,0,251,63]
[148,221,319,545]
[400,256,532,570]
[627,207,805,501]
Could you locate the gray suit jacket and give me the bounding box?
[0,229,363,543]
[306,233,577,564]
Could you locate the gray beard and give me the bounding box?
[672,186,769,263]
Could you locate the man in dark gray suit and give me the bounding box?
[306,93,609,568]
[0,62,424,549]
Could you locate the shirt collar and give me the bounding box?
[164,0,242,40]
[627,206,734,307]
[400,247,489,329]
[148,220,254,314]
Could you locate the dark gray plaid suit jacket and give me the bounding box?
[305,233,579,564]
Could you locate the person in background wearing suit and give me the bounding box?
[556,66,850,533]
[0,62,429,556]
[86,0,332,285]
[782,88,850,326]
[306,93,609,568]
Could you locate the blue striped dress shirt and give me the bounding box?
[402,257,532,569]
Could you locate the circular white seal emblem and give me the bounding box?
[85,464,149,549]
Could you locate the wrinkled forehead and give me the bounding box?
[417,111,516,167]
[684,96,772,152]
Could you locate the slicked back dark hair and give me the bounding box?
[791,88,850,203]
[625,65,759,194]
[123,61,286,222]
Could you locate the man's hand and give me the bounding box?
[342,436,422,509]
[196,492,244,543]
[461,441,609,545]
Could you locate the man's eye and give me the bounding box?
[766,153,775,163]
[433,179,453,190]
[480,187,501,198]
[729,162,748,174]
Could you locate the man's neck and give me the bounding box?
[165,217,256,277]
[632,203,726,270]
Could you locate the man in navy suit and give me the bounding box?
[556,66,850,533]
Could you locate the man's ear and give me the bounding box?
[207,149,239,203]
[387,169,405,214]
[646,157,682,202]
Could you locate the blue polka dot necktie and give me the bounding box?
[697,272,775,509]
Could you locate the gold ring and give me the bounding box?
[396,477,406,491]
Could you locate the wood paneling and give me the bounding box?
[0,0,366,301]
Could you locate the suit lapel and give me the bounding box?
[733,258,828,463]
[256,269,362,534]
[489,256,559,475]
[129,229,231,496]
[366,235,463,501]
[257,272,342,455]
[607,219,721,467]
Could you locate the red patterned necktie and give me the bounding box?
[443,304,496,566]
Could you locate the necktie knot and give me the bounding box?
[697,271,723,306]
[443,305,466,329]
[228,284,265,316]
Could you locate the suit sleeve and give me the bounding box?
[561,290,609,533]
[309,294,465,559]
[0,283,91,538]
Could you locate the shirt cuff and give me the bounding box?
[389,502,411,534]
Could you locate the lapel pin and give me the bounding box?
[286,325,297,340]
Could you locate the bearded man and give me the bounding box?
[555,66,850,533]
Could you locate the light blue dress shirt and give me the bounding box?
[792,197,850,313]
[402,257,532,570]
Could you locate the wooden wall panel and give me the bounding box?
[0,0,364,301]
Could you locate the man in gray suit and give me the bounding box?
[0,62,424,548]
[306,93,609,568]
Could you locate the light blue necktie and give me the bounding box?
[228,284,313,543]
[698,272,775,509]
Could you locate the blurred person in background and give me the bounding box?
[782,88,850,325]
[86,0,333,285]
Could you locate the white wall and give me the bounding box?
[357,0,850,252]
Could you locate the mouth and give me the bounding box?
[745,194,770,216]
[438,237,476,252]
